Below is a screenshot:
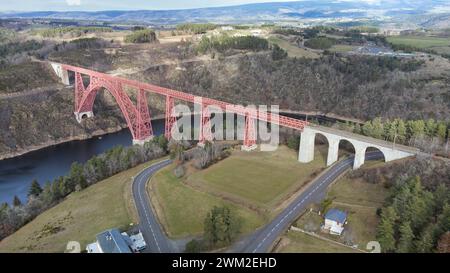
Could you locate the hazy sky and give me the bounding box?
[0,0,307,12]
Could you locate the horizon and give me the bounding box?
[1,1,447,15]
[0,0,304,12]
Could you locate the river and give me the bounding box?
[0,119,165,204]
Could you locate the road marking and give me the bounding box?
[137,174,162,253]
[134,160,171,253]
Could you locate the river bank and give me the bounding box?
[0,114,166,161]
[0,125,126,161]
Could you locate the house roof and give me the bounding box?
[96,229,131,253]
[325,209,347,223]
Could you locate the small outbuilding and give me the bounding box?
[323,209,347,236]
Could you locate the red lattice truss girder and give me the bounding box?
[198,104,213,144]
[63,64,308,142]
[165,95,176,139]
[243,114,257,147]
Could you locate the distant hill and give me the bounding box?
[420,14,450,29]
[0,0,449,26]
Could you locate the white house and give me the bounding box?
[86,228,132,253]
[323,209,347,236]
[86,228,147,253]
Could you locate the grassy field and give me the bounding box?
[387,35,450,49]
[275,231,359,253]
[149,145,328,238]
[331,204,380,248]
[327,175,387,208]
[186,146,327,212]
[0,158,165,253]
[329,44,357,53]
[325,174,388,248]
[148,165,265,238]
[268,36,320,58]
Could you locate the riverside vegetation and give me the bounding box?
[0,136,168,241]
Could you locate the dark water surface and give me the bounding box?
[0,119,164,204]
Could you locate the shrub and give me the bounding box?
[185,239,206,253]
[124,29,158,44]
[287,136,300,150]
[271,44,288,60]
[173,164,185,178]
[320,198,333,214]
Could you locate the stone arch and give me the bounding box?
[298,128,342,166]
[365,146,387,163]
[314,132,330,166]
[337,138,357,159]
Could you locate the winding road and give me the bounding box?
[132,159,174,253]
[132,152,383,253]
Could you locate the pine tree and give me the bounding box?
[408,176,433,231]
[371,117,384,139]
[435,204,450,237]
[392,181,413,222]
[353,123,361,134]
[12,195,22,207]
[433,184,448,214]
[409,120,425,138]
[384,120,395,141]
[203,206,241,248]
[0,202,9,215]
[396,119,407,142]
[51,180,62,202]
[436,123,447,140]
[68,162,85,191]
[28,179,43,197]
[361,121,373,137]
[415,224,435,253]
[397,221,414,253]
[376,206,397,252]
[425,119,436,137]
[40,182,54,205]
